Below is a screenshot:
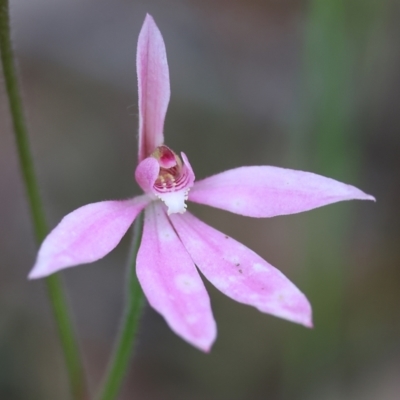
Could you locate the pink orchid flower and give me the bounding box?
[29,15,374,351]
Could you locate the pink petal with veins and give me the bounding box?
[137,14,170,161]
[136,203,216,351]
[170,211,313,327]
[29,196,150,279]
[189,166,375,218]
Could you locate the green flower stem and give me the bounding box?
[98,214,145,400]
[45,276,89,400]
[0,1,88,399]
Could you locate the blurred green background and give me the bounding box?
[0,0,398,399]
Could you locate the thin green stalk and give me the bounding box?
[0,1,88,399]
[45,276,89,400]
[98,214,145,400]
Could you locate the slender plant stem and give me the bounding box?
[45,276,89,400]
[98,214,145,400]
[0,1,88,399]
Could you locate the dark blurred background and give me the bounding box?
[0,0,399,399]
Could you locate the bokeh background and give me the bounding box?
[0,0,399,399]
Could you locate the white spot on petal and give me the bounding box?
[175,274,202,294]
[253,263,269,272]
[56,255,73,265]
[158,226,174,242]
[187,237,204,251]
[186,314,199,324]
[228,255,240,265]
[211,277,230,289]
[231,199,243,210]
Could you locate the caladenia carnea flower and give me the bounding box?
[29,14,375,351]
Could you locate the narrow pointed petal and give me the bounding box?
[189,166,375,218]
[29,196,150,279]
[137,14,170,161]
[169,212,313,327]
[137,203,216,351]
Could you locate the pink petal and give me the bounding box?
[135,156,159,194]
[169,211,313,327]
[29,196,150,279]
[137,14,170,162]
[189,166,375,217]
[136,203,216,351]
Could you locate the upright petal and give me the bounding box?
[29,196,150,279]
[169,212,312,327]
[136,203,216,351]
[137,14,170,161]
[189,166,375,217]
